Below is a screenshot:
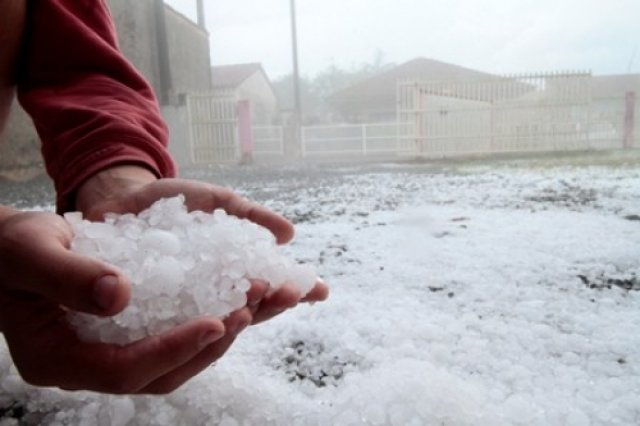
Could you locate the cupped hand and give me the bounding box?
[75,165,329,324]
[0,210,262,394]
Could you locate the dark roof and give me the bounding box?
[211,63,265,89]
[591,74,640,98]
[329,57,497,106]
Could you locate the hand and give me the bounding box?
[0,210,265,393]
[76,165,329,324]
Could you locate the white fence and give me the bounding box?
[253,126,285,157]
[186,73,637,163]
[301,123,414,157]
[588,94,638,150]
[397,72,596,156]
[187,94,239,163]
[187,95,285,163]
[300,72,636,158]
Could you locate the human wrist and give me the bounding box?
[75,165,158,213]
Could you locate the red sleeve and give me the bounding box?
[17,0,177,212]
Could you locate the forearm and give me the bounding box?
[17,0,176,213]
[0,0,25,134]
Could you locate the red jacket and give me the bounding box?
[17,0,177,212]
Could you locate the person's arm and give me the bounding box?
[3,0,327,395]
[17,0,326,307]
[0,0,247,393]
[17,0,176,213]
[0,0,25,134]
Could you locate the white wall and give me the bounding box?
[237,73,279,124]
[161,104,192,167]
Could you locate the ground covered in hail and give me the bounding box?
[1,157,639,425]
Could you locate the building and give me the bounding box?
[0,0,212,177]
[108,0,212,102]
[210,63,280,124]
[327,57,497,123]
[323,60,638,155]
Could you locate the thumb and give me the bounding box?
[10,239,131,316]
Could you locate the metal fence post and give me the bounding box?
[237,100,253,163]
[624,91,636,149]
[362,124,367,155]
[300,126,307,158]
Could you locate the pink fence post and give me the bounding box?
[624,91,636,149]
[237,99,254,163]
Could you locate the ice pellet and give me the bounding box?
[65,195,319,344]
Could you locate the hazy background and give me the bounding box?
[2,0,638,178]
[165,0,640,78]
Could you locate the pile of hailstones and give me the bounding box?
[65,195,317,345]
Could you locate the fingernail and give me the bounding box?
[199,329,223,349]
[93,275,119,311]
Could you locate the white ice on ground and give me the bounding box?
[1,162,639,425]
[64,195,317,344]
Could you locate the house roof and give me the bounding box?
[328,57,497,107]
[211,63,266,89]
[591,74,640,98]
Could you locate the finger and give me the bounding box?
[222,194,294,244]
[65,317,226,394]
[133,179,295,244]
[4,236,131,316]
[139,309,252,394]
[246,279,269,308]
[252,284,301,325]
[176,182,294,244]
[301,280,330,303]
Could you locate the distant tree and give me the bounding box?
[273,51,394,124]
[271,74,312,113]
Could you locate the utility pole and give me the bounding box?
[290,0,303,153]
[196,0,206,29]
[154,0,173,105]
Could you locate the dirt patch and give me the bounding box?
[525,181,597,208]
[274,340,361,388]
[578,273,640,291]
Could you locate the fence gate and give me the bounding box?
[187,94,239,163]
[397,72,597,156]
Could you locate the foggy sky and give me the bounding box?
[164,0,640,79]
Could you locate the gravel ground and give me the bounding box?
[2,150,640,425]
[1,149,637,210]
